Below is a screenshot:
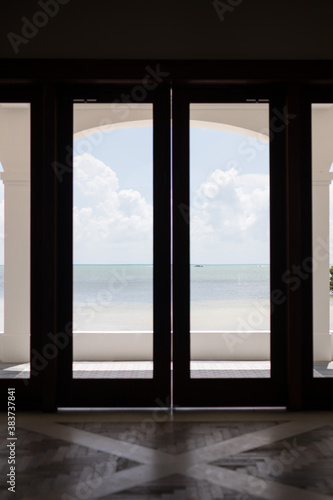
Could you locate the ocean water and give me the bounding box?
[0,265,332,332]
[190,264,270,331]
[190,264,269,302]
[73,264,271,331]
[73,264,270,303]
[73,264,154,331]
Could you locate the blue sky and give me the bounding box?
[73,125,270,264]
[0,123,332,267]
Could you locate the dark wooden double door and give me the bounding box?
[53,84,288,409]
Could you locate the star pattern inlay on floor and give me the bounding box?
[1,411,333,499]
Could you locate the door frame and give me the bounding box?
[172,84,288,407]
[299,85,333,410]
[2,60,333,410]
[0,85,44,410]
[54,84,171,408]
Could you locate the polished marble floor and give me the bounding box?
[1,410,333,499]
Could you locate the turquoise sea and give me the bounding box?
[73,264,271,331]
[0,265,332,332]
[73,264,270,303]
[72,264,333,331]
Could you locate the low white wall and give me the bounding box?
[313,332,332,362]
[0,331,332,363]
[73,331,272,361]
[73,332,153,361]
[0,333,30,363]
[191,331,270,361]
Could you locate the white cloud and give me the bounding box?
[74,153,119,195]
[193,168,269,236]
[191,167,270,262]
[73,154,152,263]
[73,157,270,264]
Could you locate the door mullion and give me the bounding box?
[55,90,73,403]
[172,88,191,404]
[153,85,171,398]
[41,84,58,412]
[269,95,288,391]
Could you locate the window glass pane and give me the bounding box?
[189,103,271,378]
[72,103,153,379]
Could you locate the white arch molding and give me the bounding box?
[74,120,269,143]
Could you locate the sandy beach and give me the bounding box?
[73,298,271,332]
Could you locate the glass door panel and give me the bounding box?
[189,103,271,379]
[172,87,287,407]
[73,103,153,379]
[56,85,171,408]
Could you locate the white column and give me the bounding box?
[0,105,30,362]
[0,172,30,361]
[312,175,333,361]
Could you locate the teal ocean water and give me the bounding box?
[72,264,271,331]
[72,264,333,331]
[73,264,270,303]
[0,265,332,332]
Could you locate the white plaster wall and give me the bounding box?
[312,105,333,361]
[73,103,269,140]
[0,104,30,362]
